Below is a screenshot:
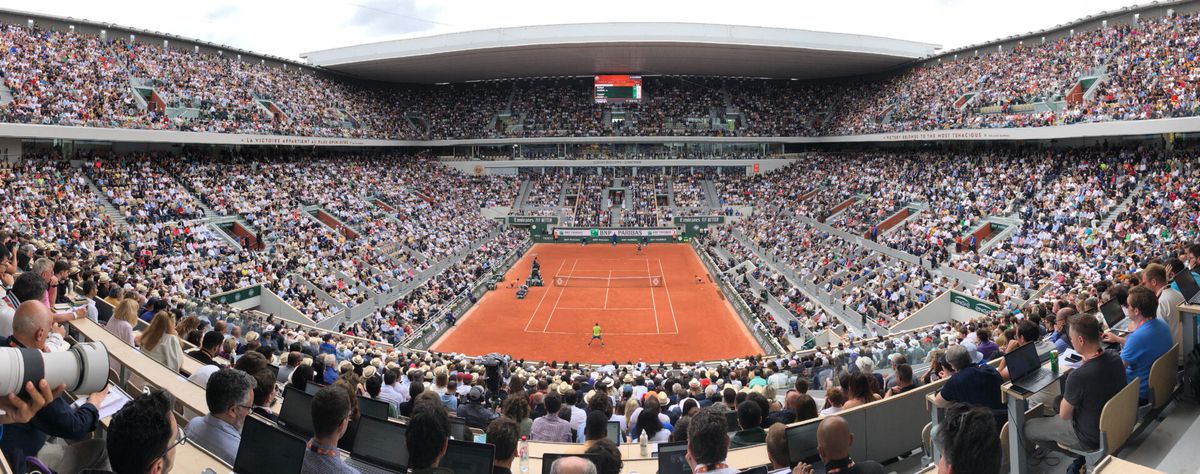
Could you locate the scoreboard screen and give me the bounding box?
[594,75,642,103]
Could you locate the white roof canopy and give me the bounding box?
[303,23,940,83]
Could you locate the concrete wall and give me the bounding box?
[889,291,954,332]
[3,115,1200,149]
[258,287,317,325]
[0,137,20,162]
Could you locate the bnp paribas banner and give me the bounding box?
[555,228,679,237]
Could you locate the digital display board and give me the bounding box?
[594,75,642,103]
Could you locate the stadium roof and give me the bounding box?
[302,23,941,84]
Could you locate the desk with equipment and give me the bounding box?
[525,443,769,474]
[1001,353,1066,474]
[69,319,232,473]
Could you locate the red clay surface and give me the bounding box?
[431,243,762,364]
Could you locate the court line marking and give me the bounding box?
[523,258,567,332]
[604,270,611,309]
[542,258,577,333]
[555,307,654,311]
[539,331,680,336]
[657,258,680,333]
[646,258,660,334]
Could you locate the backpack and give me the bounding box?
[1186,344,1200,401]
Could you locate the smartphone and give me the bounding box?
[1110,329,1130,337]
[1064,353,1082,363]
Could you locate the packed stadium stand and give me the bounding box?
[1,2,1200,474]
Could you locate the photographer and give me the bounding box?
[0,380,65,425]
[1,301,109,472]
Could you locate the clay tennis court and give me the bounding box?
[431,243,762,363]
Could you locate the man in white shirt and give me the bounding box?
[1144,264,1185,365]
[378,367,405,411]
[79,281,99,324]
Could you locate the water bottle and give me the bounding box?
[519,436,529,474]
[639,433,649,457]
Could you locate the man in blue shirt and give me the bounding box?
[185,368,256,465]
[1102,286,1173,403]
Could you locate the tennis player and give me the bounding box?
[588,322,605,347]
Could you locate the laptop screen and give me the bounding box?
[358,396,390,421]
[786,422,819,465]
[1004,342,1040,382]
[606,420,622,445]
[658,440,693,474]
[541,453,604,474]
[448,416,469,441]
[278,386,315,437]
[234,416,306,474]
[351,416,409,470]
[1099,298,1125,329]
[303,383,322,395]
[741,465,770,474]
[1174,268,1200,301]
[441,439,495,474]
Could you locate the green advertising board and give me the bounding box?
[506,216,558,238]
[507,216,558,225]
[675,216,725,237]
[949,291,999,314]
[210,285,262,305]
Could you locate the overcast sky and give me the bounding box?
[2,0,1145,61]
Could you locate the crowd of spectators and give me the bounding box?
[5,10,1197,140]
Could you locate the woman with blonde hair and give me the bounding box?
[219,335,237,361]
[106,299,139,346]
[142,311,184,372]
[623,397,640,436]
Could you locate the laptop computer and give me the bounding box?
[304,383,322,395]
[1174,268,1200,303]
[278,386,315,437]
[606,420,622,445]
[741,465,770,474]
[1099,298,1127,330]
[347,416,409,474]
[786,422,820,465]
[657,440,693,474]
[440,439,495,474]
[1005,342,1056,395]
[358,395,391,421]
[541,453,604,474]
[234,416,306,474]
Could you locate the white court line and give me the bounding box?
[541,259,577,333]
[604,270,611,309]
[523,258,567,332]
[555,307,654,311]
[646,258,659,334]
[539,331,680,336]
[657,258,680,333]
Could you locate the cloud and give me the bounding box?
[344,0,446,35]
[207,4,239,21]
